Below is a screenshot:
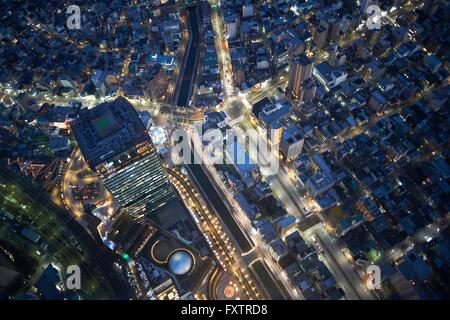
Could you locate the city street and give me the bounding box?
[188,129,302,299]
[167,166,261,300]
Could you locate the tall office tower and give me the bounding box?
[328,42,339,67]
[327,17,342,43]
[312,24,328,49]
[71,97,178,218]
[327,43,347,68]
[287,53,314,98]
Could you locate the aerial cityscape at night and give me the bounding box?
[1,0,450,304]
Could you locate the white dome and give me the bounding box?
[168,250,193,275]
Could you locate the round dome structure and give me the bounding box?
[168,250,193,275]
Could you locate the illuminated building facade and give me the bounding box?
[71,97,177,218]
[287,53,314,98]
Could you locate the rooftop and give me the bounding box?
[71,97,148,168]
[292,53,312,67]
[259,102,291,127]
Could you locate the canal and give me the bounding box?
[176,6,201,107]
[251,260,286,300]
[187,164,254,253]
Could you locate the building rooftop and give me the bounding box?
[259,102,291,128]
[292,53,312,66]
[71,97,148,168]
[314,61,333,78]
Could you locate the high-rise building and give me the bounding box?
[312,25,328,49]
[71,97,177,218]
[326,17,342,43]
[279,125,304,161]
[327,43,347,67]
[287,53,314,98]
[297,78,317,103]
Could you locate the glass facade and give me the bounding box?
[95,140,177,217]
